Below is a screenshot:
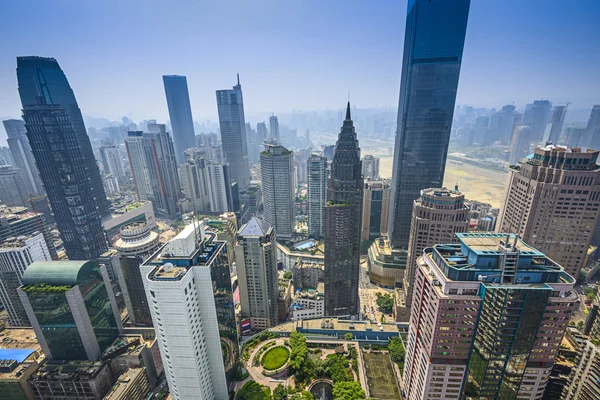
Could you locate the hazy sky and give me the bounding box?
[0,0,599,124]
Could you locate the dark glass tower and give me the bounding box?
[21,104,107,260]
[388,0,470,249]
[324,103,362,317]
[17,56,110,217]
[163,75,197,164]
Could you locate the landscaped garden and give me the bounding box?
[261,346,290,371]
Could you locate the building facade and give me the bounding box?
[163,75,197,164]
[216,75,250,192]
[498,145,600,278]
[403,233,578,400]
[307,153,327,239]
[544,105,567,144]
[0,165,29,207]
[361,179,391,241]
[523,99,552,143]
[0,206,56,260]
[509,124,533,164]
[269,115,280,142]
[235,217,279,331]
[324,103,363,317]
[260,143,295,240]
[361,154,380,180]
[3,119,44,196]
[388,0,470,250]
[178,158,211,212]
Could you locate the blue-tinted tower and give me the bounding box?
[163,75,197,164]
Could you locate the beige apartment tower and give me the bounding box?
[498,145,600,278]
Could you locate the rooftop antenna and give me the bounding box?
[236,73,240,86]
[454,178,459,192]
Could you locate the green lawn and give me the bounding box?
[261,346,290,370]
[363,352,400,400]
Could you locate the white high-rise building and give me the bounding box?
[141,222,229,400]
[307,153,327,238]
[205,163,233,213]
[260,143,294,239]
[361,154,380,180]
[269,115,280,142]
[178,159,211,212]
[0,232,51,326]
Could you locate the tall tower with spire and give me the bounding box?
[324,103,363,317]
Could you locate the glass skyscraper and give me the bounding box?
[163,75,197,164]
[17,56,110,217]
[388,0,470,250]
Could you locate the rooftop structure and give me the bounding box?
[0,328,43,400]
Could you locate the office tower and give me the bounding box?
[324,103,363,317]
[508,124,533,164]
[99,145,126,184]
[585,104,600,149]
[565,126,587,148]
[260,142,295,239]
[388,0,470,250]
[405,187,469,305]
[17,56,110,217]
[18,260,123,360]
[113,222,160,326]
[256,122,268,143]
[523,99,552,142]
[544,105,567,144]
[0,205,56,259]
[29,195,55,226]
[360,155,378,180]
[307,153,327,239]
[205,163,235,213]
[498,145,600,278]
[0,232,51,327]
[403,233,577,400]
[216,75,250,191]
[0,165,29,206]
[235,217,279,331]
[21,104,107,260]
[361,179,391,241]
[141,222,232,400]
[3,119,44,196]
[269,115,280,142]
[179,158,211,212]
[125,125,181,218]
[496,104,519,145]
[163,75,197,164]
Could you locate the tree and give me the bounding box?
[388,337,405,364]
[283,271,293,280]
[273,384,287,400]
[344,333,353,341]
[375,292,394,314]
[332,381,365,400]
[289,392,315,400]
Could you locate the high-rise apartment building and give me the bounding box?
[403,233,577,400]
[16,56,110,217]
[235,217,279,331]
[216,75,250,191]
[3,119,44,196]
[0,165,29,207]
[585,104,600,149]
[498,145,600,278]
[99,145,126,184]
[18,260,123,360]
[205,163,235,213]
[361,179,390,241]
[0,205,56,260]
[544,105,567,144]
[563,340,600,400]
[179,158,211,212]
[405,187,469,305]
[0,232,51,327]
[269,115,280,142]
[125,125,180,218]
[509,124,533,164]
[141,222,233,399]
[324,104,363,317]
[21,104,107,260]
[361,154,380,180]
[257,122,268,143]
[523,99,553,143]
[307,153,327,239]
[260,142,295,240]
[388,0,470,250]
[163,75,197,164]
[113,222,160,326]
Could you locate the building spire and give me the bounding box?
[236,73,240,86]
[345,101,351,121]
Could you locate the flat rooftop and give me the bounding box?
[456,232,544,256]
[104,368,146,400]
[270,317,400,334]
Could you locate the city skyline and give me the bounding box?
[0,1,598,130]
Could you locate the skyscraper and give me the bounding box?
[141,222,232,399]
[3,119,44,196]
[324,103,363,317]
[216,75,250,191]
[18,260,123,360]
[178,158,211,212]
[523,99,553,143]
[361,154,380,180]
[205,163,235,213]
[544,105,567,144]
[508,124,533,164]
[235,217,279,331]
[260,142,295,240]
[403,233,577,400]
[163,75,197,164]
[257,122,268,143]
[125,125,181,218]
[99,145,126,184]
[388,0,470,250]
[405,187,469,305]
[361,179,391,241]
[0,232,52,327]
[21,104,107,260]
[16,56,110,217]
[585,104,600,149]
[498,145,600,278]
[307,153,327,239]
[0,165,29,207]
[269,115,280,142]
[0,205,57,260]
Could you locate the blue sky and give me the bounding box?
[0,0,598,123]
